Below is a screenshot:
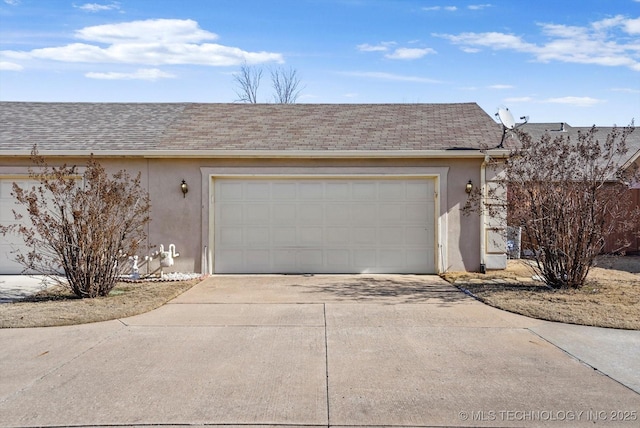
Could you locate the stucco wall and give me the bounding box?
[0,156,486,273]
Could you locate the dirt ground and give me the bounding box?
[441,255,640,330]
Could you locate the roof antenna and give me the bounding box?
[495,107,528,148]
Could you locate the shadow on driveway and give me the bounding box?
[299,275,469,305]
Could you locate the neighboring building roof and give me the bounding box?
[0,102,502,155]
[516,122,640,169]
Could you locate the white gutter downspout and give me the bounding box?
[480,154,489,274]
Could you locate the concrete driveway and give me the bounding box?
[1,274,638,427]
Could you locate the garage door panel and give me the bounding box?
[245,182,270,199]
[243,205,270,224]
[245,250,270,269]
[351,205,376,224]
[378,249,405,267]
[406,205,429,222]
[378,204,405,222]
[326,182,350,199]
[272,183,297,199]
[353,249,377,267]
[405,227,430,245]
[219,227,243,246]
[297,250,323,267]
[379,227,404,245]
[298,182,323,199]
[326,227,350,244]
[326,249,350,267]
[352,182,377,199]
[272,204,296,223]
[352,228,376,245]
[299,227,323,244]
[218,182,243,200]
[407,181,432,200]
[0,178,69,274]
[298,204,323,222]
[273,228,296,245]
[214,178,436,274]
[245,227,269,245]
[325,205,350,225]
[379,182,405,199]
[219,204,243,224]
[273,250,297,270]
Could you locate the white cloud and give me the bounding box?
[0,61,23,71]
[436,15,640,71]
[357,42,395,52]
[611,87,640,94]
[75,2,121,13]
[489,84,514,89]
[340,71,441,83]
[385,47,436,60]
[85,68,175,80]
[76,19,217,44]
[0,19,283,68]
[423,6,457,11]
[3,0,20,5]
[503,97,534,103]
[437,31,535,51]
[543,96,603,107]
[623,17,640,34]
[468,4,493,10]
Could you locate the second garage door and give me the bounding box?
[0,178,39,274]
[214,178,436,274]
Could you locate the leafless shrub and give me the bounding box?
[0,148,151,298]
[466,125,638,289]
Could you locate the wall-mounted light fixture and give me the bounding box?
[180,179,188,198]
[465,180,473,194]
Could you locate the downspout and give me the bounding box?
[479,155,489,274]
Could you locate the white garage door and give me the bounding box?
[213,178,436,274]
[0,178,38,274]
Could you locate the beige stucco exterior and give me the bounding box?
[0,153,507,274]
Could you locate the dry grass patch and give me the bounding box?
[0,278,202,328]
[441,256,640,330]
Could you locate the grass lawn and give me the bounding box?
[0,278,201,328]
[441,256,640,330]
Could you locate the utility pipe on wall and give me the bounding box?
[480,154,489,274]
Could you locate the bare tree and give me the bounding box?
[232,63,304,104]
[0,148,151,298]
[233,62,262,103]
[466,125,638,289]
[270,66,303,104]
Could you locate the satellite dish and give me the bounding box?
[494,106,527,148]
[497,107,516,130]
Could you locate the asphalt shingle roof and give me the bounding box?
[516,122,640,168]
[0,102,502,153]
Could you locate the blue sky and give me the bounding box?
[0,0,638,126]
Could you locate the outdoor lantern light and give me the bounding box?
[180,179,188,198]
[465,180,473,194]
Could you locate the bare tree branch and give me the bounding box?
[464,125,638,289]
[233,62,262,103]
[0,146,151,298]
[270,66,303,104]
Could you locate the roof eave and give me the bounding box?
[0,149,509,159]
